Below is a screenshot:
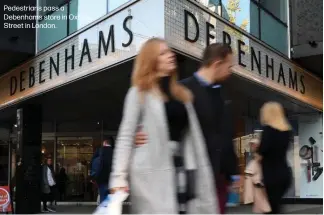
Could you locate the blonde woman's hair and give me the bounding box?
[131,38,192,103]
[260,102,291,131]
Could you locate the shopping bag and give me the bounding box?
[226,175,240,207]
[93,191,129,215]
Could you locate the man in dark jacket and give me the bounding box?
[135,43,239,213]
[92,138,113,203]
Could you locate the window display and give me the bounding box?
[237,115,323,202]
[297,114,323,198]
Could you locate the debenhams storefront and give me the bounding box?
[0,0,322,203]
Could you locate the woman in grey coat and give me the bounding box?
[109,38,219,214]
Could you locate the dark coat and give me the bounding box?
[181,76,239,180]
[94,146,113,185]
[258,126,292,187]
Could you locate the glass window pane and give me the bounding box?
[259,0,287,23]
[37,4,68,51]
[42,139,55,161]
[38,0,67,16]
[108,0,131,12]
[69,0,107,34]
[250,1,259,38]
[57,137,97,201]
[197,0,221,14]
[260,9,288,55]
[222,0,258,36]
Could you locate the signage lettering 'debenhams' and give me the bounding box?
[184,10,306,94]
[9,16,133,96]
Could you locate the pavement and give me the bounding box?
[42,204,323,214]
[227,204,323,214]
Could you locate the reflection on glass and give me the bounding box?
[38,0,67,16]
[38,4,68,51]
[260,10,288,55]
[108,0,131,12]
[69,0,107,34]
[41,139,55,161]
[250,1,259,38]
[259,0,287,23]
[222,0,257,34]
[56,137,96,201]
[197,0,221,14]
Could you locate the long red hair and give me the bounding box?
[131,38,192,103]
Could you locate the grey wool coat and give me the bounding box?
[109,87,219,214]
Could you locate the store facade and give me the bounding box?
[0,0,322,204]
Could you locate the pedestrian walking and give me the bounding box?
[41,157,56,213]
[57,167,68,201]
[91,138,113,203]
[257,102,292,214]
[135,43,239,213]
[109,38,218,214]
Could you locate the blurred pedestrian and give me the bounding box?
[257,102,292,214]
[57,167,68,201]
[91,138,113,203]
[135,43,239,213]
[109,38,218,214]
[41,157,56,212]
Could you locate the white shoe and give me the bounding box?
[42,209,50,213]
[47,207,56,213]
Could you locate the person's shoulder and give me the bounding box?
[127,86,140,96]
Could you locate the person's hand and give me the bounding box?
[135,130,148,146]
[110,187,129,194]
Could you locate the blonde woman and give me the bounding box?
[109,38,218,214]
[258,102,292,214]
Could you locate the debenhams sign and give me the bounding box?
[0,0,322,110]
[0,0,164,109]
[184,10,305,94]
[164,0,322,109]
[9,16,133,96]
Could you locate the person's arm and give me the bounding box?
[109,87,142,191]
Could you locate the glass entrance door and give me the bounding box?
[56,137,97,202]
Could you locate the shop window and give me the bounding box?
[69,0,107,34]
[108,0,131,12]
[37,4,68,51]
[56,137,97,201]
[41,139,55,161]
[260,9,288,55]
[259,0,287,23]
